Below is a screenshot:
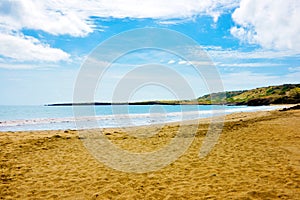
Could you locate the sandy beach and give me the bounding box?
[1,108,299,199]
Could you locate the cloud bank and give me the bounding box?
[1,0,239,35]
[231,0,300,51]
[0,0,299,66]
[0,33,69,62]
[0,0,239,64]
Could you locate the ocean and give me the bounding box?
[0,105,285,132]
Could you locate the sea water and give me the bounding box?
[0,105,285,132]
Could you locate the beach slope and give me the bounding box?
[1,109,299,199]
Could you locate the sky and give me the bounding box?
[0,0,299,105]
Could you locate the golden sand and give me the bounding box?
[1,110,299,199]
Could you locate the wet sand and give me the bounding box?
[1,109,299,199]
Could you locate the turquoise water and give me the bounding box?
[0,105,284,131]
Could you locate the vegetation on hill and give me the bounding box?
[197,84,300,105]
[47,84,300,107]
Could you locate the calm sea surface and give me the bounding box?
[0,105,285,131]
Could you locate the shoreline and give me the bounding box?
[0,105,293,136]
[0,104,295,133]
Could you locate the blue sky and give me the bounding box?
[0,0,299,105]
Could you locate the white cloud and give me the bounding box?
[0,62,60,70]
[288,66,300,72]
[0,0,239,37]
[218,62,282,68]
[0,0,239,65]
[168,60,176,64]
[158,19,192,25]
[0,0,93,37]
[178,60,187,65]
[231,0,300,51]
[0,33,70,62]
[190,45,299,70]
[198,45,300,60]
[0,63,37,70]
[212,49,300,60]
[79,0,239,23]
[189,61,213,66]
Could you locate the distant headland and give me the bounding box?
[46,83,300,107]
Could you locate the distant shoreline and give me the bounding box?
[45,101,297,107]
[45,101,217,106]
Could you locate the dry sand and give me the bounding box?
[1,109,299,199]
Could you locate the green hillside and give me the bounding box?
[197,84,300,105]
[48,84,300,106]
